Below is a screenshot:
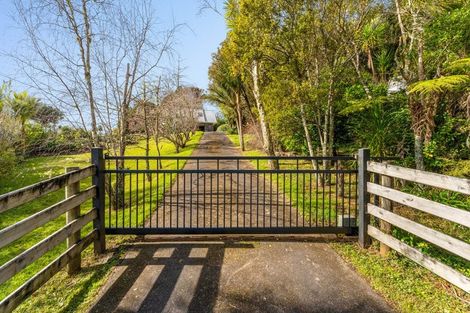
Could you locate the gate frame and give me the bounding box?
[92,152,361,239]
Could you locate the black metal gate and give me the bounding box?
[103,156,358,235]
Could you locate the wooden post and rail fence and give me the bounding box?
[357,148,470,293]
[0,147,468,312]
[0,148,105,313]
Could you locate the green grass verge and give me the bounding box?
[333,242,470,313]
[0,132,203,312]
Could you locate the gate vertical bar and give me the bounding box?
[358,148,371,248]
[92,147,106,254]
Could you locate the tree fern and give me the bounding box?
[340,96,388,115]
[409,75,469,95]
[447,58,470,72]
[409,57,470,95]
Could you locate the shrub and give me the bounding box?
[0,112,21,174]
[0,149,17,176]
[217,124,236,134]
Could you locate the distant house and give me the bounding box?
[197,109,217,131]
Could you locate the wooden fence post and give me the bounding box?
[380,162,393,256]
[92,148,106,254]
[65,167,81,274]
[358,148,371,248]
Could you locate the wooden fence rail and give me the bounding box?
[358,149,470,293]
[0,150,105,313]
[367,161,470,195]
[0,166,95,213]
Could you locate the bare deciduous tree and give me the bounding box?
[13,0,103,145]
[12,0,177,154]
[157,86,203,153]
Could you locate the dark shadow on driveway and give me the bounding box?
[88,240,394,313]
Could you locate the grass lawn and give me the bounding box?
[226,132,470,313]
[0,132,203,313]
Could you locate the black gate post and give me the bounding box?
[358,148,371,248]
[92,147,106,254]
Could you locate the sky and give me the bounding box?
[0,0,227,96]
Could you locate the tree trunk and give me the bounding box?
[75,0,98,146]
[154,134,162,169]
[300,102,316,169]
[414,30,426,170]
[236,91,245,151]
[414,133,424,170]
[143,103,151,182]
[368,48,377,82]
[119,64,132,159]
[351,45,372,99]
[251,60,278,169]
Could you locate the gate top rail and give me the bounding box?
[104,155,357,161]
[103,168,357,174]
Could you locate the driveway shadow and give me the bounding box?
[89,240,393,313]
[88,242,254,313]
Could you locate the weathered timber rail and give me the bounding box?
[0,149,105,313]
[358,148,470,293]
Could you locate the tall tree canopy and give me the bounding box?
[208,0,470,170]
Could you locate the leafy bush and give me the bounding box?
[446,159,470,178]
[0,149,17,176]
[279,132,308,154]
[24,124,90,156]
[0,111,21,174]
[217,124,236,134]
[343,88,412,156]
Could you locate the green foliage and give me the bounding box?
[279,132,309,154]
[0,149,17,176]
[216,123,236,134]
[447,58,470,72]
[446,159,470,178]
[342,85,411,156]
[23,124,91,157]
[216,0,470,173]
[409,75,469,94]
[32,103,63,128]
[9,91,39,125]
[0,83,74,164]
[423,113,470,169]
[423,140,444,169]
